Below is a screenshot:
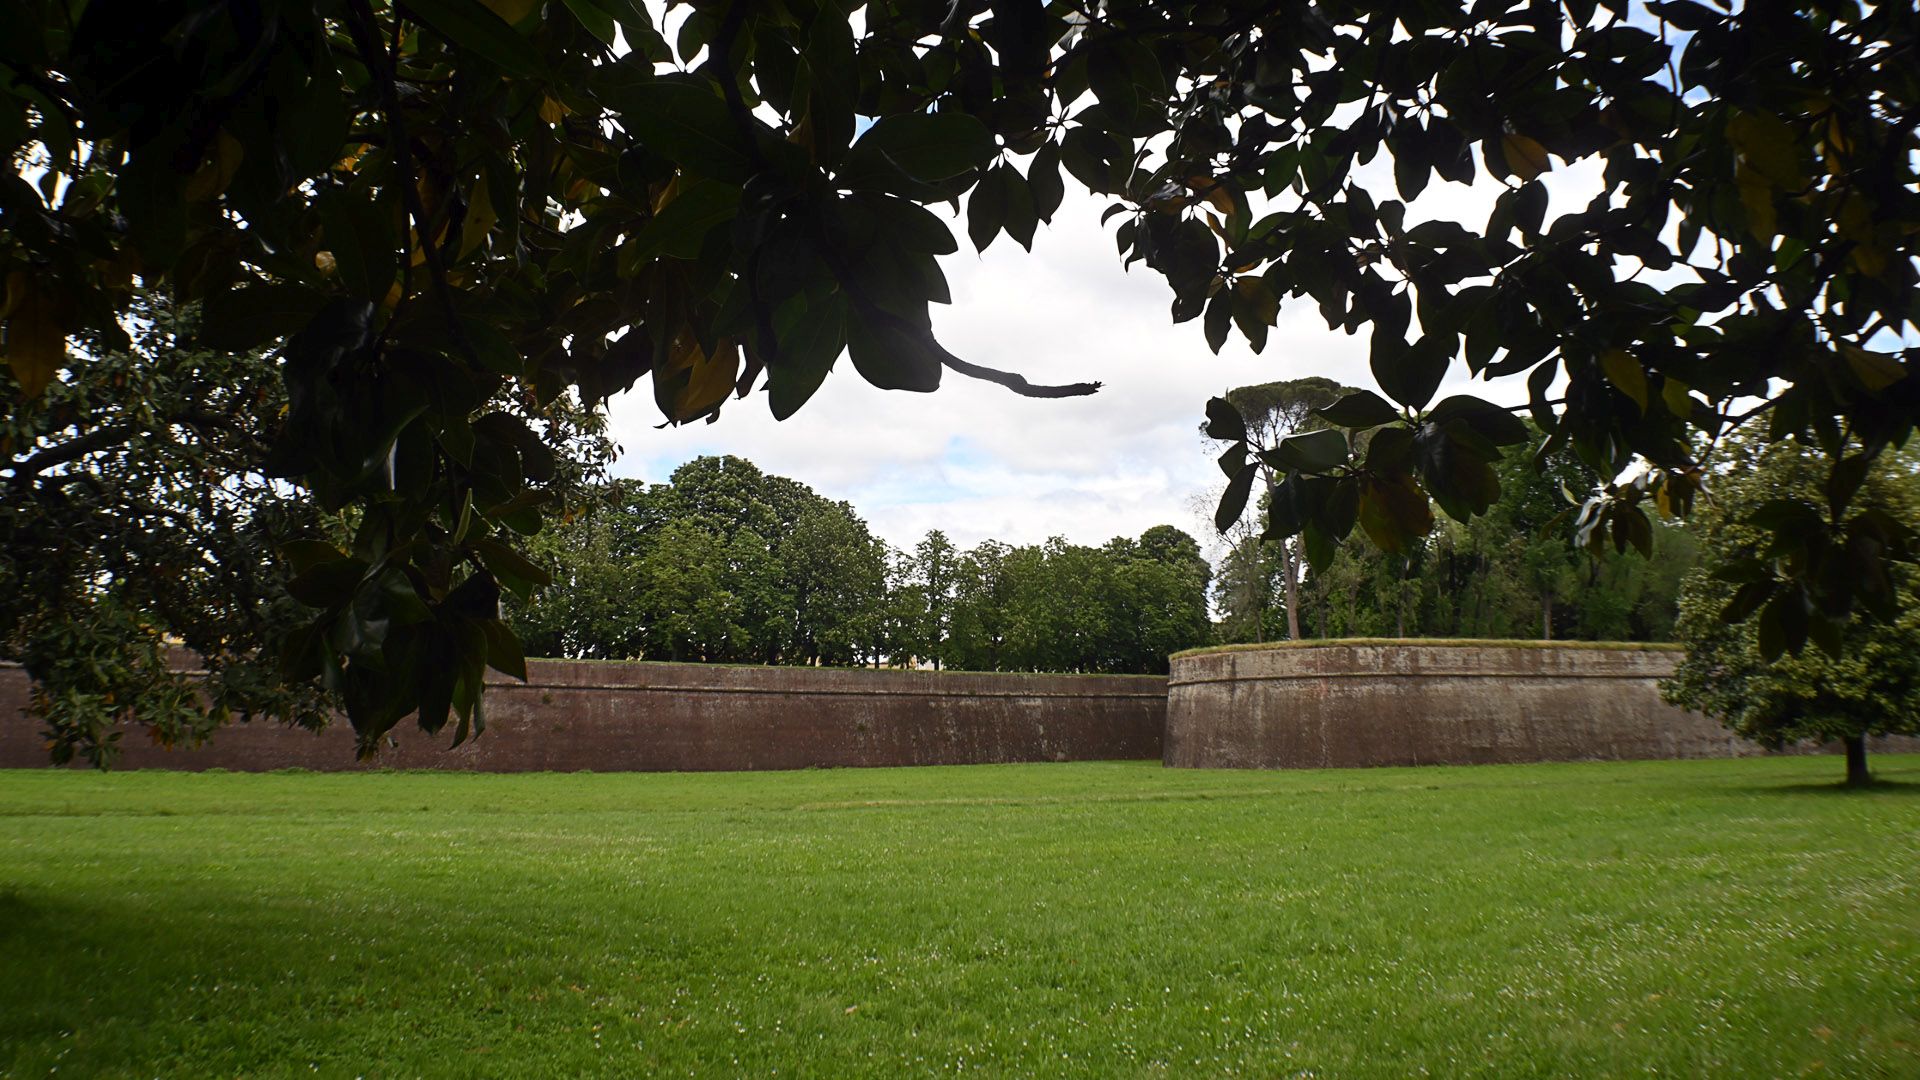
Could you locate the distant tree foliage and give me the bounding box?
[938,529,1212,674]
[506,456,1211,674]
[1215,428,1695,644]
[509,456,889,665]
[1663,437,1920,786]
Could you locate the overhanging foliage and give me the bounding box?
[3,0,1916,749]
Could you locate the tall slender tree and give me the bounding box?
[1206,378,1351,640]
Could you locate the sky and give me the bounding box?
[604,188,1308,556]
[600,160,1594,559]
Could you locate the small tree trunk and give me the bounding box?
[1252,541,1265,645]
[1541,591,1554,641]
[1844,735,1871,787]
[1393,558,1409,637]
[1282,541,1302,641]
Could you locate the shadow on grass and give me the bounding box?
[0,883,66,948]
[1733,774,1920,797]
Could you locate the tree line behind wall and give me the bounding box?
[1214,428,1698,645]
[507,456,1213,674]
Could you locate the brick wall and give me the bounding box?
[1165,642,1920,769]
[0,660,1168,772]
[10,643,1912,774]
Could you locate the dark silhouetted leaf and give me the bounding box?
[1317,389,1400,429]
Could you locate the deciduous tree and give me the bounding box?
[1663,437,1920,787]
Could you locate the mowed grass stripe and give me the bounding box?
[1,757,1916,1078]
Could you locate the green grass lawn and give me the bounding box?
[2,757,1917,1078]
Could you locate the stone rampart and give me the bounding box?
[0,660,1167,772]
[1164,641,1920,769]
[11,642,1913,773]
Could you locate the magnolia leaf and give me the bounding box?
[1727,109,1804,190]
[1215,459,1256,531]
[1273,429,1350,473]
[844,112,996,184]
[1374,332,1451,410]
[2,274,62,397]
[675,337,742,419]
[1840,344,1904,391]
[1203,396,1247,442]
[614,75,757,182]
[1500,134,1550,182]
[1317,390,1400,429]
[1600,349,1649,412]
[406,0,544,78]
[768,292,848,420]
[1358,473,1434,553]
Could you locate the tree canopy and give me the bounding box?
[510,455,893,664]
[508,455,1212,673]
[1662,435,1920,786]
[4,0,1917,746]
[1267,425,1696,643]
[1,290,333,766]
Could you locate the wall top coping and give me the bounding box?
[0,660,1169,698]
[1171,638,1681,660]
[1169,640,1683,687]
[508,660,1166,695]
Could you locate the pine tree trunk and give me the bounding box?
[1845,735,1871,787]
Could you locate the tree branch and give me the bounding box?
[345,0,472,363]
[7,423,136,485]
[938,351,1103,398]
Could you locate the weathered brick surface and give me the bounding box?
[1165,643,1920,769]
[11,644,1913,773]
[0,660,1168,772]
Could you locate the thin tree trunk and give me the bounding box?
[1282,540,1302,640]
[1394,557,1411,637]
[1542,591,1554,641]
[1248,535,1265,644]
[1844,734,1871,787]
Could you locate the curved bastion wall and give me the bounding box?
[0,660,1167,772]
[1164,640,1920,770]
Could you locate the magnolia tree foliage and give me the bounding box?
[4,0,1917,749]
[0,289,612,764]
[1662,437,1920,785]
[1,291,332,766]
